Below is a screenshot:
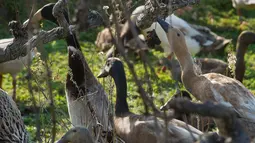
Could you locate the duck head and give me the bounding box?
[22,3,69,27]
[164,24,189,59]
[97,57,123,78]
[25,3,103,28]
[56,126,93,143]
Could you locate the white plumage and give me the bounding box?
[130,6,230,56]
[0,38,37,100]
[232,0,255,8]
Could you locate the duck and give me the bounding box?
[164,15,231,54]
[36,2,112,141]
[95,24,147,54]
[232,0,255,18]
[0,87,95,143]
[97,57,203,143]
[157,18,255,83]
[95,26,120,52]
[119,5,230,57]
[0,38,37,101]
[0,2,67,101]
[0,88,29,142]
[19,3,110,141]
[160,25,255,138]
[235,31,255,82]
[0,3,49,101]
[158,57,230,83]
[56,126,94,143]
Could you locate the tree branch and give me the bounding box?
[0,25,77,64]
[136,0,200,29]
[163,98,250,143]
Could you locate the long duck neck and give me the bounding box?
[40,3,96,100]
[175,47,197,78]
[235,31,255,82]
[172,40,199,94]
[111,65,129,116]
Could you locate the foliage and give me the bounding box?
[0,0,255,142]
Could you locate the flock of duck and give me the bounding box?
[0,1,255,143]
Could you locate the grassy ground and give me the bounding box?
[0,0,255,142]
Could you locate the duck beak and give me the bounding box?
[156,17,172,33]
[97,69,109,78]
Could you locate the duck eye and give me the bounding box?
[177,33,180,37]
[73,129,77,132]
[107,62,110,67]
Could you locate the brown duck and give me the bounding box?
[162,26,255,139]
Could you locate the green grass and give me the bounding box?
[0,0,255,142]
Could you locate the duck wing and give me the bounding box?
[190,24,232,52]
[233,0,255,8]
[115,113,203,143]
[203,73,255,137]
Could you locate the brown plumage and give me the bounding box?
[166,27,255,139]
[98,57,203,143]
[95,25,123,52]
[95,25,147,58]
[0,89,29,142]
[235,31,255,82]
[158,57,230,83]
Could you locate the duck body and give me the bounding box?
[0,38,36,75]
[0,89,29,142]
[0,38,37,101]
[164,27,255,139]
[161,16,231,55]
[98,58,202,143]
[158,57,230,83]
[165,14,209,55]
[126,5,230,56]
[232,0,255,9]
[56,126,94,143]
[35,3,111,141]
[185,73,255,137]
[95,24,146,55]
[114,113,202,143]
[157,20,254,84]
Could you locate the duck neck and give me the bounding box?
[66,34,81,50]
[174,47,198,92]
[111,67,129,116]
[235,31,255,82]
[235,42,247,82]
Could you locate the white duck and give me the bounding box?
[125,5,231,56]
[232,0,255,17]
[0,38,37,101]
[0,8,42,101]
